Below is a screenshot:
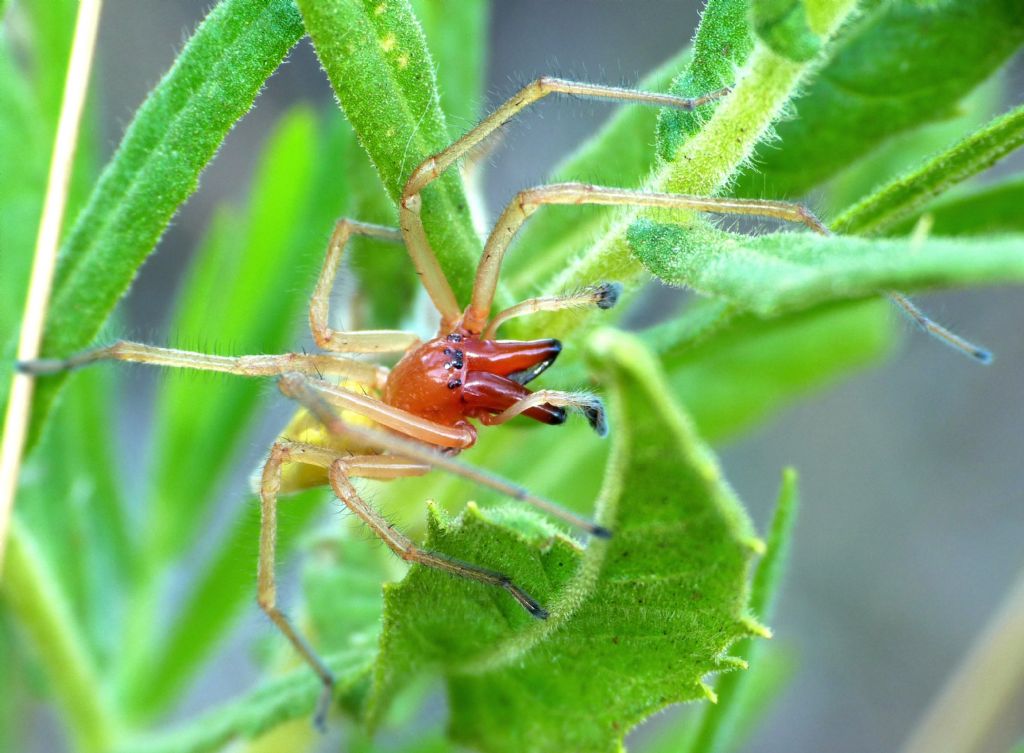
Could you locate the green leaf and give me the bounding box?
[732,0,1024,199]
[411,0,488,130]
[148,106,340,562]
[686,470,799,753]
[650,299,894,442]
[296,0,482,305]
[900,174,1024,236]
[368,329,764,753]
[28,0,304,446]
[628,220,1024,316]
[752,0,822,62]
[112,651,374,753]
[123,491,326,720]
[657,0,754,161]
[833,103,1024,235]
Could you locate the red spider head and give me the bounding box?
[383,331,565,430]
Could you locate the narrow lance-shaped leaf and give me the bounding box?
[657,0,753,161]
[893,174,1024,237]
[832,103,1024,235]
[296,0,484,306]
[732,0,1024,199]
[367,328,765,753]
[27,0,305,447]
[148,107,341,562]
[751,0,821,62]
[628,221,1024,317]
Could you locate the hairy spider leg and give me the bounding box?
[483,283,622,339]
[278,372,610,538]
[469,182,991,363]
[310,219,421,353]
[18,342,389,388]
[399,76,731,328]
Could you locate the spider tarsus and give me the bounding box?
[311,670,335,733]
[15,358,67,375]
[594,282,623,310]
[591,525,613,540]
[580,398,608,437]
[971,348,994,365]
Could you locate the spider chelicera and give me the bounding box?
[19,75,989,726]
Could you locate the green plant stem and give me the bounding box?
[900,565,1024,753]
[534,0,858,339]
[1,519,119,752]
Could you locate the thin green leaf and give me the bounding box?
[113,651,373,753]
[1,521,117,753]
[123,491,326,720]
[629,221,1024,316]
[148,106,338,562]
[899,174,1024,236]
[504,48,692,293]
[28,0,305,446]
[657,0,753,161]
[686,470,799,753]
[752,0,821,63]
[732,0,1024,199]
[833,103,1024,235]
[650,299,894,442]
[411,0,488,130]
[368,329,764,753]
[296,0,483,305]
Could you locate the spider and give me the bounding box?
[19,75,989,726]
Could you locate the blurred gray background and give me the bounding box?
[87,2,1024,752]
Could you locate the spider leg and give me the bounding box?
[399,77,730,328]
[17,342,389,388]
[310,219,421,354]
[277,372,610,538]
[483,283,622,339]
[463,182,990,363]
[327,460,549,618]
[479,389,608,437]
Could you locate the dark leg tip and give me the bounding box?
[527,602,550,620]
[972,348,993,365]
[595,282,623,310]
[582,401,608,437]
[591,525,613,540]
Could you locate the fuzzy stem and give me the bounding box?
[1,520,119,752]
[0,0,102,575]
[536,0,858,336]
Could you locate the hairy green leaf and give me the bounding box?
[686,470,798,753]
[899,174,1024,236]
[657,0,753,161]
[733,0,1024,199]
[113,651,373,753]
[629,221,1024,316]
[368,330,763,753]
[833,104,1024,235]
[296,0,482,305]
[411,0,487,130]
[752,0,821,62]
[27,0,304,447]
